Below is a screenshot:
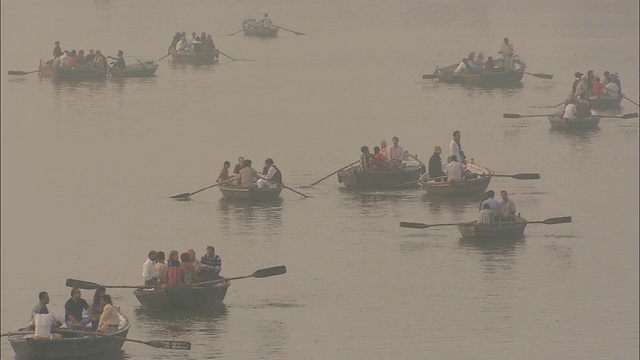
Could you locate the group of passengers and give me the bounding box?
[216,157,283,188]
[358,136,409,171]
[28,287,121,339]
[453,37,517,75]
[143,247,222,288]
[49,41,124,70]
[572,70,622,101]
[477,190,517,224]
[169,31,216,54]
[426,130,470,182]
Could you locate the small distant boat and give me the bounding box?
[108,60,158,78]
[423,57,526,87]
[133,281,230,310]
[548,111,600,130]
[219,183,283,202]
[423,162,492,197]
[8,313,131,359]
[170,50,219,64]
[457,216,528,239]
[242,19,279,37]
[588,94,624,109]
[337,155,425,190]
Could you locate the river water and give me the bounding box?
[1,0,638,359]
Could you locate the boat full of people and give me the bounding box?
[422,161,493,197]
[242,16,279,37]
[168,31,219,64]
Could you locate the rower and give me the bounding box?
[258,13,272,29]
[444,156,466,183]
[257,158,282,188]
[107,50,126,70]
[428,146,445,179]
[563,94,578,120]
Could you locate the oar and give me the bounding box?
[277,182,308,198]
[486,173,540,180]
[191,265,287,287]
[157,53,172,62]
[602,87,640,107]
[399,216,572,229]
[170,178,235,200]
[524,72,553,80]
[503,113,638,119]
[8,70,39,76]
[65,278,148,290]
[52,328,191,350]
[228,29,243,36]
[1,331,35,337]
[273,25,305,35]
[541,101,566,109]
[308,160,359,187]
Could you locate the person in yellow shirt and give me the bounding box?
[97,295,120,333]
[498,38,514,72]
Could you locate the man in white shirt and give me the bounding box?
[259,13,272,28]
[500,190,516,220]
[257,158,282,188]
[603,81,621,97]
[563,96,578,120]
[445,156,466,182]
[34,313,62,339]
[142,250,157,286]
[449,130,465,163]
[386,136,404,165]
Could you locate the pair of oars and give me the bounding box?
[157,50,250,62]
[399,216,572,229]
[228,25,305,36]
[170,178,308,200]
[503,112,638,119]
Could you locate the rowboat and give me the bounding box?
[54,67,107,80]
[133,281,230,310]
[8,314,130,359]
[170,50,219,64]
[219,184,283,201]
[588,94,624,109]
[423,58,526,87]
[457,216,528,239]
[108,60,158,78]
[548,111,600,130]
[242,19,279,37]
[422,162,492,197]
[337,155,425,190]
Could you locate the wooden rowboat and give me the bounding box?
[588,94,624,109]
[457,216,528,239]
[133,281,230,310]
[242,19,279,37]
[424,58,525,87]
[109,61,158,78]
[170,50,219,64]
[423,162,492,197]
[337,155,425,190]
[219,184,283,201]
[548,111,600,130]
[8,314,130,359]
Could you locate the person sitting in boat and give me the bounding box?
[154,251,169,284]
[53,41,63,59]
[449,130,466,163]
[64,288,94,329]
[428,146,445,180]
[64,50,77,68]
[379,140,388,158]
[199,245,222,281]
[108,50,126,70]
[466,52,479,70]
[258,13,273,29]
[478,203,495,225]
[233,157,245,175]
[29,291,51,330]
[90,287,106,331]
[480,190,501,216]
[93,50,107,70]
[169,32,181,54]
[591,77,603,100]
[575,98,591,119]
[238,159,261,187]
[574,74,590,100]
[499,190,516,221]
[33,313,63,339]
[75,50,86,67]
[175,34,186,53]
[359,146,372,171]
[84,49,96,63]
[217,161,231,183]
[257,158,282,188]
[444,156,466,182]
[498,37,515,72]
[602,75,621,97]
[165,254,184,286]
[387,136,404,166]
[168,250,180,267]
[180,252,197,286]
[453,58,468,75]
[187,249,202,272]
[371,146,385,167]
[204,34,216,53]
[474,52,484,67]
[563,94,578,120]
[143,250,158,287]
[97,295,120,333]
[484,56,494,73]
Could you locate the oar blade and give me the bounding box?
[66,278,101,290]
[532,73,553,79]
[542,216,572,225]
[8,71,27,75]
[399,222,430,229]
[503,113,522,119]
[620,112,639,119]
[169,193,191,199]
[422,74,438,80]
[251,265,287,278]
[512,173,540,180]
[146,340,191,350]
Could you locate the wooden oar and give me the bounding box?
[277,183,308,198]
[541,101,566,109]
[157,52,172,62]
[399,216,572,229]
[503,112,638,119]
[422,73,439,80]
[8,70,39,76]
[170,178,235,200]
[191,265,286,287]
[602,87,640,107]
[485,173,540,180]
[1,331,35,337]
[308,160,359,187]
[524,72,553,80]
[273,25,305,35]
[228,29,244,36]
[52,328,190,350]
[65,278,148,290]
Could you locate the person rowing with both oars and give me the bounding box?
[256,158,282,188]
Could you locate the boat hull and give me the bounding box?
[458,217,528,239]
[588,95,623,109]
[548,111,600,129]
[337,157,425,190]
[8,316,130,359]
[423,163,492,197]
[55,67,107,80]
[431,61,525,87]
[109,61,158,78]
[242,25,279,37]
[219,185,283,201]
[170,50,219,64]
[133,282,230,310]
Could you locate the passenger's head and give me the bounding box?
[180,252,190,263]
[468,51,475,60]
[392,136,399,145]
[486,190,495,198]
[453,130,460,140]
[587,70,594,77]
[264,13,268,17]
[93,286,106,305]
[156,251,166,262]
[206,246,215,256]
[360,146,369,154]
[71,288,81,299]
[148,250,157,260]
[238,157,245,165]
[500,190,509,201]
[503,37,509,44]
[380,140,387,149]
[224,161,231,168]
[594,77,600,83]
[89,49,94,55]
[604,71,610,77]
[244,159,252,168]
[373,146,380,154]
[265,158,274,165]
[487,56,493,61]
[100,294,112,305]
[187,249,196,261]
[117,50,123,56]
[574,72,582,79]
[434,146,442,154]
[39,291,50,304]
[55,41,60,46]
[448,156,457,163]
[477,52,483,59]
[482,203,490,210]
